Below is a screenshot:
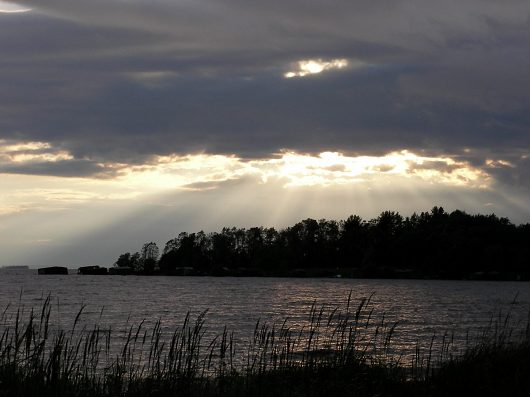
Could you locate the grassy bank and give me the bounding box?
[0,295,528,397]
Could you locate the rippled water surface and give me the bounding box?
[1,272,529,361]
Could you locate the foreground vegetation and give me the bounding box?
[114,207,530,280]
[1,295,529,396]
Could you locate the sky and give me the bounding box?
[1,0,530,267]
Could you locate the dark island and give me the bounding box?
[78,265,108,275]
[109,207,530,280]
[38,266,68,275]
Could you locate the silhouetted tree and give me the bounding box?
[115,252,132,268]
[130,252,141,272]
[114,251,141,270]
[339,215,367,267]
[113,208,530,280]
[141,242,159,274]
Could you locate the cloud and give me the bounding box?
[0,0,529,192]
[0,160,116,178]
[0,1,31,13]
[0,139,120,177]
[0,141,495,193]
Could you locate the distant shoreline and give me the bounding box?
[109,208,530,282]
[25,265,530,282]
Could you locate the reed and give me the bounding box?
[0,294,528,397]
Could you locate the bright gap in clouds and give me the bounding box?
[0,138,497,218]
[284,59,351,78]
[118,150,490,190]
[0,139,492,193]
[0,139,72,163]
[0,1,31,13]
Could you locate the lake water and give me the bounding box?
[1,272,529,364]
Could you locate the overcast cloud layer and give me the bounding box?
[1,1,529,181]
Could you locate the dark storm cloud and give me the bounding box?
[1,1,530,184]
[0,159,116,178]
[408,160,460,174]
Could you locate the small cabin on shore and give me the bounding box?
[78,265,108,275]
[109,266,133,275]
[38,266,68,275]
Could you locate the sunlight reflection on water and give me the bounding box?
[0,274,529,364]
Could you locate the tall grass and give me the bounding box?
[0,294,528,396]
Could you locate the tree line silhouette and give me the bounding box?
[114,207,530,280]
